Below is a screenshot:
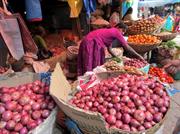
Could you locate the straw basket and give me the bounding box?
[128,41,162,54]
[154,32,177,42]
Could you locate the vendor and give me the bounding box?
[163,59,180,75]
[77,23,143,76]
[122,7,133,21]
[31,26,52,60]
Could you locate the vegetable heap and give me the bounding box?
[149,67,174,84]
[0,80,56,134]
[128,16,164,34]
[70,74,170,132]
[124,58,148,68]
[128,34,160,45]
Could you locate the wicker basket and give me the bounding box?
[128,41,162,54]
[154,32,177,42]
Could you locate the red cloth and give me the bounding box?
[77,28,127,76]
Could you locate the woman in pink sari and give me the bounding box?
[78,24,143,76]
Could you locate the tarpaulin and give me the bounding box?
[83,0,96,17]
[67,0,83,18]
[25,0,42,22]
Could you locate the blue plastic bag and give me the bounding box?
[25,0,42,21]
[164,16,174,32]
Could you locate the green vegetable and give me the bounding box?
[111,57,122,63]
[161,41,179,49]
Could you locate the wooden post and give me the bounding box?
[119,0,123,19]
[72,17,82,39]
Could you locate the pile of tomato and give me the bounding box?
[149,67,174,84]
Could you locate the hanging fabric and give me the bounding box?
[25,0,42,22]
[67,0,83,18]
[5,14,38,54]
[83,0,96,18]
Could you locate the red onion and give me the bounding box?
[32,111,41,120]
[115,120,123,128]
[154,87,164,96]
[11,92,21,101]
[20,127,28,134]
[122,113,131,124]
[14,123,23,132]
[13,113,21,122]
[106,115,116,125]
[48,102,55,110]
[5,101,17,111]
[98,106,107,114]
[37,118,43,125]
[21,115,30,125]
[2,111,13,121]
[127,101,135,108]
[120,124,130,131]
[1,94,12,102]
[137,89,144,96]
[155,98,164,107]
[114,103,121,111]
[86,102,93,108]
[6,120,15,130]
[32,102,41,110]
[27,121,37,130]
[42,110,50,118]
[0,121,6,129]
[19,95,30,106]
[109,108,116,115]
[153,113,163,123]
[145,111,153,122]
[112,96,120,103]
[134,110,145,122]
[134,99,142,106]
[93,101,99,107]
[130,118,140,128]
[121,96,130,103]
[138,126,145,131]
[144,122,152,129]
[131,127,138,132]
[160,107,167,113]
[121,106,131,114]
[0,105,5,114]
[116,112,122,120]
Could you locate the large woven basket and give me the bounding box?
[128,41,162,54]
[154,32,177,42]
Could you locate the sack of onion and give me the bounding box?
[50,64,170,134]
[0,72,57,134]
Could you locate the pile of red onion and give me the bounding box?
[0,66,8,74]
[0,80,56,134]
[124,58,148,68]
[69,74,170,132]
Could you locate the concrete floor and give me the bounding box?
[54,82,180,134]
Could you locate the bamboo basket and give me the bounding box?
[154,32,177,42]
[128,41,162,54]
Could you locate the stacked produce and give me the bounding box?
[128,34,160,45]
[0,66,8,74]
[69,73,169,132]
[104,61,145,75]
[50,47,64,57]
[124,58,148,68]
[149,67,174,84]
[0,80,56,134]
[104,61,124,71]
[128,16,164,34]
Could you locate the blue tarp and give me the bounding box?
[138,0,180,7]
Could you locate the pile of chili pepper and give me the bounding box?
[149,67,174,84]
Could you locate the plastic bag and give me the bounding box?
[0,15,24,60]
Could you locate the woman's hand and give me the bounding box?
[163,59,180,75]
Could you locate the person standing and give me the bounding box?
[77,23,143,76]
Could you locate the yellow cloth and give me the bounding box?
[67,0,83,18]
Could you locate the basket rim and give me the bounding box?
[128,40,162,47]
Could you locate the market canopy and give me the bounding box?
[138,0,180,7]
